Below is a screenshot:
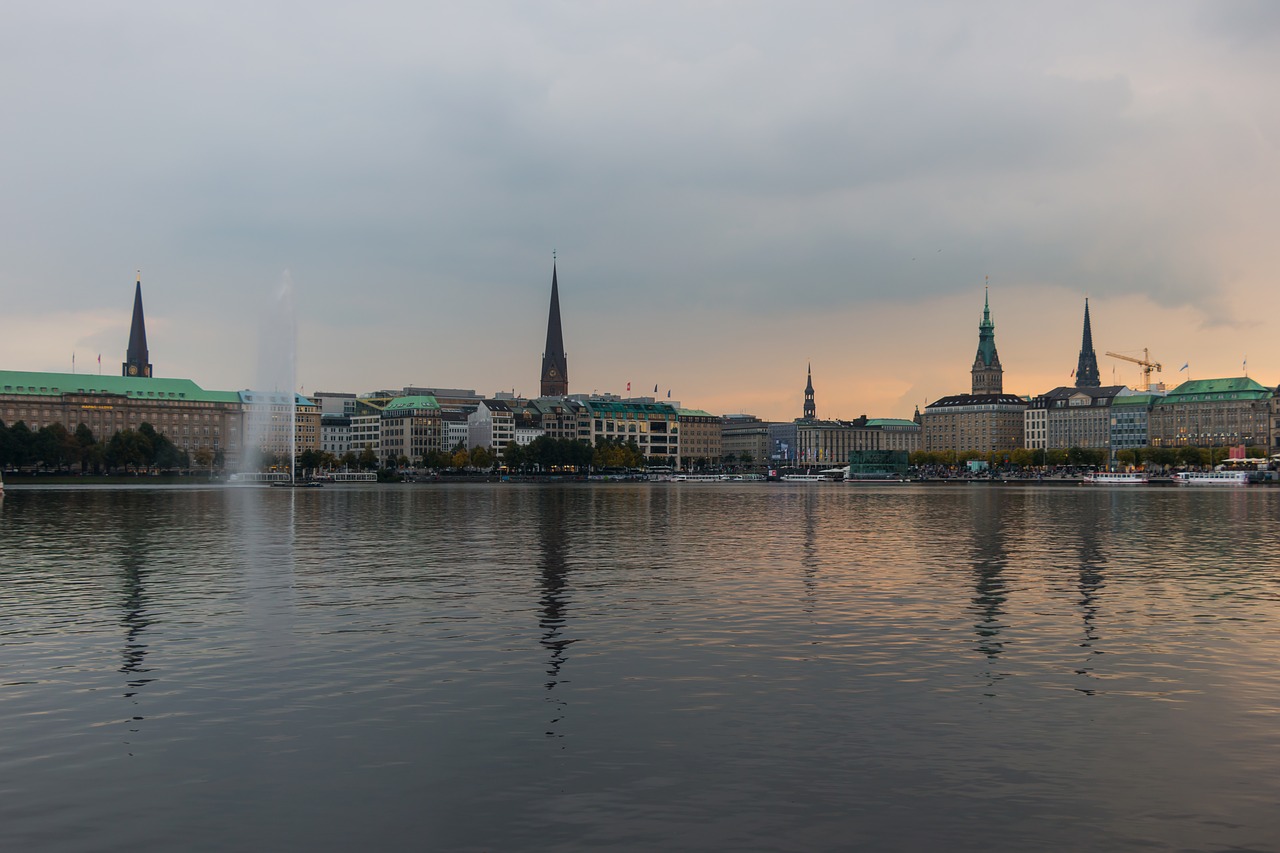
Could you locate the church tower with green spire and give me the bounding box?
[539,260,568,397]
[122,273,153,378]
[971,287,1003,395]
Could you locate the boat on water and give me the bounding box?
[671,474,729,483]
[1173,471,1251,487]
[779,473,840,483]
[1082,472,1149,485]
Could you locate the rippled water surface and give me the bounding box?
[2,483,1279,852]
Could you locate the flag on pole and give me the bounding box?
[626,381,631,392]
[1180,362,1189,371]
[667,389,671,398]
[653,384,658,393]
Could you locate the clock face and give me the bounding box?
[548,368,558,378]
[128,365,138,376]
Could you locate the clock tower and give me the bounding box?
[539,260,569,397]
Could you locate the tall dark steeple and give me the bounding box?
[122,273,153,378]
[971,284,1003,395]
[1075,298,1101,388]
[803,363,816,420]
[539,259,568,397]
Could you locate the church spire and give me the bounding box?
[1075,298,1101,387]
[803,363,816,420]
[122,272,153,378]
[971,282,1003,395]
[539,258,568,397]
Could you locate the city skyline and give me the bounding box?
[2,2,1278,421]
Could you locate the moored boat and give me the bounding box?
[1173,471,1251,486]
[1082,472,1149,485]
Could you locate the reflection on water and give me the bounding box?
[2,484,1280,853]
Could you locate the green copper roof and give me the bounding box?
[584,400,677,417]
[677,408,715,417]
[865,418,919,428]
[1111,394,1161,407]
[975,289,998,368]
[1157,377,1271,405]
[384,395,440,412]
[0,369,240,403]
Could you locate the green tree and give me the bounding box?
[451,447,470,469]
[503,441,524,471]
[358,444,378,471]
[469,445,494,470]
[1177,446,1205,468]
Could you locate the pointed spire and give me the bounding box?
[539,257,568,397]
[1075,298,1101,387]
[803,363,816,420]
[122,272,153,378]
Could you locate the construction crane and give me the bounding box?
[1105,349,1162,389]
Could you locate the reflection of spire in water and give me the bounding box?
[968,492,1011,686]
[1074,499,1107,694]
[118,527,153,695]
[800,492,819,614]
[537,490,574,738]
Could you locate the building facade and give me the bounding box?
[722,414,772,465]
[468,400,516,457]
[0,370,244,466]
[1148,378,1272,448]
[580,400,679,465]
[380,396,442,464]
[677,408,722,467]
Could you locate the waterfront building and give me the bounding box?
[1030,385,1134,450]
[468,400,516,457]
[768,421,798,465]
[1024,398,1048,451]
[581,400,679,465]
[441,410,469,452]
[350,397,387,459]
[1110,393,1161,454]
[796,418,882,466]
[677,408,722,468]
[1074,299,1101,388]
[722,414,772,465]
[320,414,351,457]
[865,418,922,453]
[539,262,569,397]
[380,396,442,464]
[239,391,320,460]
[1271,385,1280,454]
[924,289,1026,453]
[1148,377,1271,448]
[923,393,1027,454]
[522,397,584,441]
[0,369,244,465]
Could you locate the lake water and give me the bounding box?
[2,483,1278,852]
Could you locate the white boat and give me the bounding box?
[1173,471,1251,487]
[228,472,291,484]
[1082,472,1149,485]
[671,474,728,483]
[779,473,839,483]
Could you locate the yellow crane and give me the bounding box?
[1105,349,1162,389]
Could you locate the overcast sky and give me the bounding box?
[2,1,1277,420]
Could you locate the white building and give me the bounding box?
[467,400,516,457]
